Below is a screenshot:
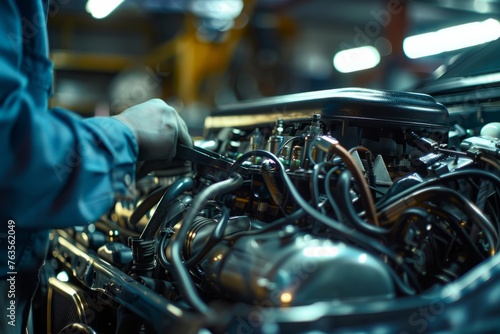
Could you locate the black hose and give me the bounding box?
[165,173,243,316]
[420,205,486,261]
[129,185,169,226]
[275,136,301,157]
[139,177,194,240]
[224,208,308,242]
[311,162,340,218]
[337,170,390,236]
[311,162,328,209]
[324,166,344,223]
[377,169,500,210]
[158,231,173,271]
[311,137,380,225]
[229,150,420,293]
[184,203,230,268]
[157,198,192,271]
[379,186,498,256]
[465,178,500,235]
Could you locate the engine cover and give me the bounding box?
[205,87,449,130]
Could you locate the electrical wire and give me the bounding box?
[438,146,500,170]
[275,136,301,158]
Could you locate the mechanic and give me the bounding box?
[0,0,192,333]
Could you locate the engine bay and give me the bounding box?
[41,87,500,333]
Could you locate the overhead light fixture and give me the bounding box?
[403,19,500,59]
[189,0,244,20]
[333,46,381,73]
[86,0,125,19]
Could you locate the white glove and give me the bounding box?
[113,99,192,161]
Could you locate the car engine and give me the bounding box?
[40,87,500,333]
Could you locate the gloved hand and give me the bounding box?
[113,99,192,161]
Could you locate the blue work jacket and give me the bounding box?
[0,0,138,332]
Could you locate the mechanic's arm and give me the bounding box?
[1,96,189,230]
[0,0,190,230]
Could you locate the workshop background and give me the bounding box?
[47,0,500,135]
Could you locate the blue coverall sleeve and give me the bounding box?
[0,0,139,230]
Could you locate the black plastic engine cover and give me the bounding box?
[204,88,449,131]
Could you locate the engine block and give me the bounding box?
[43,88,500,334]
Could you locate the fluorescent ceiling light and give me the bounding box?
[403,19,500,59]
[333,46,381,73]
[86,0,125,19]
